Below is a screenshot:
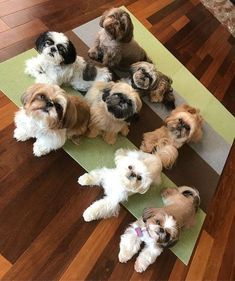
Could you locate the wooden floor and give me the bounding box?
[0,0,234,280]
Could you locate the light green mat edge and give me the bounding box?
[122,6,235,145]
[0,49,205,265]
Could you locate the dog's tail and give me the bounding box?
[179,186,201,211]
[162,88,176,110]
[153,144,178,169]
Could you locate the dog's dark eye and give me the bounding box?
[39,94,46,100]
[57,44,65,54]
[178,118,183,123]
[156,220,160,225]
[137,175,142,181]
[128,165,132,170]
[45,40,53,46]
[184,124,190,131]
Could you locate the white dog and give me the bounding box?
[78,149,162,222]
[25,31,112,92]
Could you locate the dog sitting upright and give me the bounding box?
[119,186,200,273]
[124,61,175,109]
[25,31,112,92]
[85,81,142,144]
[88,8,151,69]
[140,104,203,168]
[14,83,90,156]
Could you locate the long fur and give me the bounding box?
[78,149,162,222]
[123,61,175,109]
[85,81,142,144]
[14,83,90,156]
[119,186,200,272]
[88,8,151,69]
[140,104,203,168]
[25,31,112,91]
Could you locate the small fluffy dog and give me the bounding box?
[85,81,142,144]
[14,83,90,156]
[25,31,112,91]
[140,104,203,168]
[119,186,200,273]
[88,8,151,69]
[78,149,162,222]
[124,61,175,109]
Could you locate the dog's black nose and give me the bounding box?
[159,228,164,233]
[51,47,56,53]
[46,101,54,108]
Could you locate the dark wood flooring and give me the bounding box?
[0,0,234,280]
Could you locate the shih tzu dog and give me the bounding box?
[14,83,90,156]
[85,81,142,144]
[119,186,200,273]
[78,149,162,222]
[25,31,112,92]
[124,61,175,109]
[140,104,203,168]
[88,8,151,69]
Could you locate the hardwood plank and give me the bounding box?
[59,210,126,281]
[172,15,190,31]
[0,255,12,279]
[0,18,9,32]
[168,259,188,281]
[0,0,49,17]
[185,230,214,281]
[0,19,47,49]
[0,92,17,131]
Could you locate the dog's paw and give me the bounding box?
[13,128,30,142]
[118,252,130,263]
[78,173,93,186]
[134,259,148,273]
[83,207,96,222]
[33,142,50,157]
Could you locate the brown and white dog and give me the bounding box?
[125,61,175,109]
[14,83,90,156]
[85,81,142,144]
[140,104,203,168]
[88,7,151,69]
[119,186,200,273]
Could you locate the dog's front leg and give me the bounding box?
[78,169,104,187]
[103,131,116,144]
[83,197,120,221]
[119,227,142,263]
[134,244,162,273]
[120,125,129,137]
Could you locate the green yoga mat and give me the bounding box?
[0,48,205,266]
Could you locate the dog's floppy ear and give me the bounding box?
[21,83,44,106]
[133,93,142,113]
[121,11,134,43]
[101,81,115,102]
[99,9,110,27]
[63,40,77,65]
[142,207,156,222]
[35,31,49,53]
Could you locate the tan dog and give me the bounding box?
[119,186,200,272]
[88,7,151,69]
[14,83,90,156]
[140,104,203,168]
[127,61,175,109]
[85,81,142,144]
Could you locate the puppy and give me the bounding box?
[85,81,142,144]
[14,83,90,156]
[124,61,175,109]
[140,104,203,168]
[119,186,200,273]
[25,31,112,91]
[78,149,162,222]
[88,8,151,69]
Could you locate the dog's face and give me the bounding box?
[165,104,203,142]
[100,8,133,42]
[101,82,142,122]
[130,62,158,91]
[21,83,70,129]
[35,31,77,65]
[114,149,155,194]
[143,208,179,247]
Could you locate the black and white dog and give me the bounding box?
[25,31,112,92]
